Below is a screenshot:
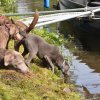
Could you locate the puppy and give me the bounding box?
[15,31,69,76]
[0,48,29,74]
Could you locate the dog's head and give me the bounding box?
[5,22,18,36]
[56,54,69,76]
[5,23,23,41]
[4,50,29,74]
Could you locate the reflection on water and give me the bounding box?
[62,46,100,99]
[60,21,100,99]
[16,0,44,13]
[71,56,100,94]
[16,0,57,32]
[16,0,55,13]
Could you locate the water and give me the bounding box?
[60,21,100,99]
[16,0,44,13]
[15,0,100,99]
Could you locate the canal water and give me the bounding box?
[59,21,100,99]
[15,0,100,99]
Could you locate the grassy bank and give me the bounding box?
[0,65,81,100]
[0,29,82,100]
[0,0,82,98]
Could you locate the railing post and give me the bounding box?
[44,0,50,32]
[44,0,50,8]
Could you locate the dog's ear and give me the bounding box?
[4,52,14,66]
[10,18,15,24]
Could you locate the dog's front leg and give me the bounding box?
[44,55,54,73]
[25,40,38,67]
[25,49,37,67]
[25,53,33,67]
[25,52,37,67]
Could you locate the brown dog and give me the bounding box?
[0,15,27,49]
[0,10,38,31]
[0,24,14,48]
[0,48,29,73]
[0,9,39,49]
[0,15,26,49]
[15,31,69,76]
[0,23,21,49]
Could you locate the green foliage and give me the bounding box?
[33,29,65,46]
[0,0,16,6]
[0,0,16,13]
[33,29,76,50]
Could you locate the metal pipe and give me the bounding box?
[20,12,85,23]
[2,6,100,16]
[35,8,100,27]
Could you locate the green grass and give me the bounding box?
[0,29,82,100]
[0,67,81,100]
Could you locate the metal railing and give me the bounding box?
[19,7,100,27]
[2,6,100,16]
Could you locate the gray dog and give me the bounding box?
[0,48,29,74]
[15,31,69,76]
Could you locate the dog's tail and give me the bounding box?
[25,9,39,33]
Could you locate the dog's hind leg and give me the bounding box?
[44,55,54,73]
